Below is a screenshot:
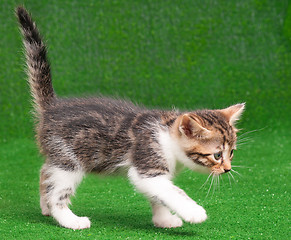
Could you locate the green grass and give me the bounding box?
[0,0,290,239]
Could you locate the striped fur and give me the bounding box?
[16,7,55,114]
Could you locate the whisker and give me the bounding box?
[237,138,253,144]
[236,142,250,147]
[237,135,253,141]
[227,174,232,188]
[237,142,249,145]
[229,171,236,183]
[238,127,266,139]
[231,169,243,177]
[183,168,192,174]
[237,137,251,141]
[200,172,213,190]
[212,176,217,198]
[237,137,252,143]
[232,165,252,169]
[206,174,215,198]
[237,142,251,147]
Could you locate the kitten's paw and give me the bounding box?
[179,204,207,224]
[41,208,51,216]
[153,213,183,228]
[59,216,91,230]
[40,198,51,216]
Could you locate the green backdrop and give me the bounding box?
[0,0,290,239]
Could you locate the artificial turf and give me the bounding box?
[0,0,290,239]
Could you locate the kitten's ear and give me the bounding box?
[220,103,245,126]
[179,114,211,138]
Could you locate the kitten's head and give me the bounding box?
[172,103,245,175]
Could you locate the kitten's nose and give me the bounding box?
[224,169,231,173]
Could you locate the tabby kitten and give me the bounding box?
[16,7,245,230]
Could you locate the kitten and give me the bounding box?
[16,6,245,230]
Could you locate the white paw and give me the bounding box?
[178,204,207,224]
[60,216,91,230]
[40,198,51,216]
[52,207,91,230]
[153,213,183,228]
[41,208,51,216]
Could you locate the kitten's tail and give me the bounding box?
[16,6,55,114]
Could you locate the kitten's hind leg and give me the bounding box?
[40,166,51,216]
[151,202,183,228]
[40,164,91,229]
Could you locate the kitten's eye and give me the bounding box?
[214,151,222,160]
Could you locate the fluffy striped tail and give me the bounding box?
[16,6,55,114]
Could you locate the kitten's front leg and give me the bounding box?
[129,167,207,226]
[151,202,183,228]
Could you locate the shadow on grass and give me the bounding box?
[88,210,200,237]
[15,206,200,237]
